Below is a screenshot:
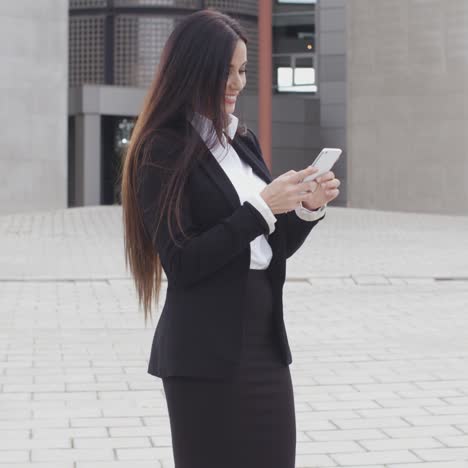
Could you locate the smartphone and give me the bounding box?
[303,148,342,183]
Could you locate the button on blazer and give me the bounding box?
[137,123,326,380]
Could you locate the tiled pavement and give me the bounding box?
[1,205,468,468]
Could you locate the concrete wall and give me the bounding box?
[316,0,347,206]
[0,1,68,215]
[346,0,468,214]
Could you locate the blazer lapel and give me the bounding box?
[193,128,241,210]
[200,148,241,210]
[231,135,273,185]
[195,126,273,212]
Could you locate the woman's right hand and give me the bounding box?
[260,166,321,215]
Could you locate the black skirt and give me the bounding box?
[162,268,296,468]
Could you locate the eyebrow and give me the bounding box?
[229,61,248,68]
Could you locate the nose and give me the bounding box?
[229,75,244,90]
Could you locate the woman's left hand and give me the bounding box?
[301,171,340,210]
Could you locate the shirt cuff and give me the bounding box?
[245,193,277,234]
[295,202,327,222]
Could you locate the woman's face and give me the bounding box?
[224,40,247,114]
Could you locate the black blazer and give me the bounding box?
[137,123,326,380]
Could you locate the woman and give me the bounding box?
[121,8,340,468]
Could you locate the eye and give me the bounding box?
[227,68,247,76]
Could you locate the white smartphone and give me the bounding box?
[303,148,342,183]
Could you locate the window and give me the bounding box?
[273,53,317,93]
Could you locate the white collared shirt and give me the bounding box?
[190,112,324,269]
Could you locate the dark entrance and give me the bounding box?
[101,115,136,205]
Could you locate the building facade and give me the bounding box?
[67,0,321,207]
[316,0,468,215]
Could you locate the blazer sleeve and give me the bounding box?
[136,140,270,289]
[245,128,325,259]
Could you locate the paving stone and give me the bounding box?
[387,463,468,468]
[359,437,443,451]
[331,449,421,465]
[77,463,161,468]
[0,464,73,468]
[31,448,115,462]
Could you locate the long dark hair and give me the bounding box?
[121,9,249,325]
